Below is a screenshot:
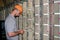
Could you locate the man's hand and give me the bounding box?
[18,30,24,34]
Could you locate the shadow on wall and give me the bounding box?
[0,20,7,40]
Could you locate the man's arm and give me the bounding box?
[8,30,24,37]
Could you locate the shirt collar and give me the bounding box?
[9,14,15,20]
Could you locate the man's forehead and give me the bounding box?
[15,9,19,12]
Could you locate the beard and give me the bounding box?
[14,14,20,17]
[15,16,19,17]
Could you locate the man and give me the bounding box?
[5,4,24,40]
